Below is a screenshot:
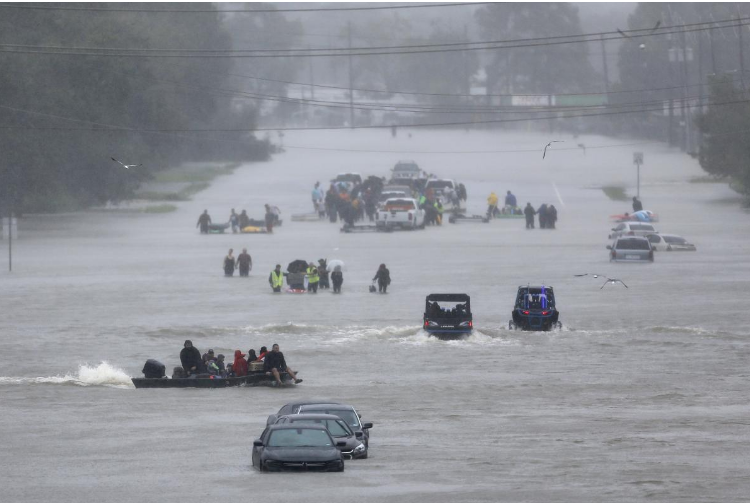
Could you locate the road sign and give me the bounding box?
[633,152,644,164]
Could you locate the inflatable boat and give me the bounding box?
[132,371,295,388]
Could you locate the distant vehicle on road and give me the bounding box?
[423,294,473,339]
[376,197,425,229]
[608,221,658,239]
[607,236,654,262]
[509,286,561,331]
[391,160,425,182]
[424,178,465,211]
[645,233,696,251]
[251,424,345,472]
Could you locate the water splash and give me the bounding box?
[0,362,133,388]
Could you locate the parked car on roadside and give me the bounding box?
[607,236,654,262]
[645,233,696,251]
[608,222,658,239]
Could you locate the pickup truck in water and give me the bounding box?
[375,198,425,230]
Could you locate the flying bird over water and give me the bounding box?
[574,273,603,278]
[542,141,563,159]
[601,278,628,289]
[111,157,142,169]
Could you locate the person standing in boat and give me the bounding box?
[233,350,248,377]
[223,249,236,277]
[264,344,302,385]
[237,248,252,277]
[180,340,204,377]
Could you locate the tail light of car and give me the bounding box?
[542,311,549,315]
[523,310,530,315]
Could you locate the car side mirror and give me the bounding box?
[606,245,612,250]
[336,441,347,447]
[355,431,364,439]
[253,439,263,447]
[363,422,373,429]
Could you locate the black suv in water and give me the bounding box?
[509,286,561,331]
[423,293,473,339]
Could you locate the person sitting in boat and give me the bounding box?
[233,349,248,377]
[246,349,258,364]
[180,340,204,377]
[206,359,221,377]
[264,344,302,385]
[216,354,226,377]
[256,346,268,362]
[202,348,216,364]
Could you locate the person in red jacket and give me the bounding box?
[233,349,248,377]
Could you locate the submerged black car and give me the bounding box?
[297,403,374,457]
[423,293,473,339]
[509,286,561,331]
[273,414,367,459]
[252,424,345,472]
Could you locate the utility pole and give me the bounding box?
[599,34,610,97]
[709,26,717,75]
[463,24,470,96]
[739,15,746,90]
[680,29,690,152]
[308,47,315,100]
[347,21,354,128]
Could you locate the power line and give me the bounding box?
[2,97,749,133]
[0,2,490,14]
[0,17,747,58]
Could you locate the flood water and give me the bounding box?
[2,129,749,502]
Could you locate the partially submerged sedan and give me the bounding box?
[252,424,345,472]
[608,236,654,262]
[273,414,367,459]
[645,233,696,251]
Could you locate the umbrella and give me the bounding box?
[328,259,346,272]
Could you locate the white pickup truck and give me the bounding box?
[375,198,425,230]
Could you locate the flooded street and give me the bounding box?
[2,129,750,502]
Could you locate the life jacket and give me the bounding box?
[307,266,319,283]
[270,270,284,288]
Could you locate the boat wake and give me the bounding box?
[0,362,133,388]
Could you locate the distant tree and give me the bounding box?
[696,76,750,194]
[475,3,596,94]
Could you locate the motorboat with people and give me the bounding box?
[508,285,562,331]
[132,359,296,388]
[423,294,473,340]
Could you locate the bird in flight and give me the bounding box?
[111,157,142,169]
[574,273,603,278]
[601,278,628,289]
[542,141,563,159]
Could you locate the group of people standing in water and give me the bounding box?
[524,202,559,229]
[223,248,252,276]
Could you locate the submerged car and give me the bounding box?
[274,414,367,459]
[423,294,473,339]
[608,221,658,239]
[509,286,561,331]
[252,424,345,472]
[608,236,654,262]
[645,233,696,251]
[297,403,374,456]
[267,400,341,426]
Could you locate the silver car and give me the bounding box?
[608,222,658,239]
[645,233,697,251]
[607,236,654,262]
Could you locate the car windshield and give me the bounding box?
[267,428,332,447]
[616,239,650,250]
[664,236,687,245]
[426,180,453,189]
[290,419,351,437]
[515,288,555,309]
[302,409,360,429]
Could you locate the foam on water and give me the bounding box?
[0,362,133,388]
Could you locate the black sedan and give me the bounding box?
[273,414,367,459]
[252,424,345,472]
